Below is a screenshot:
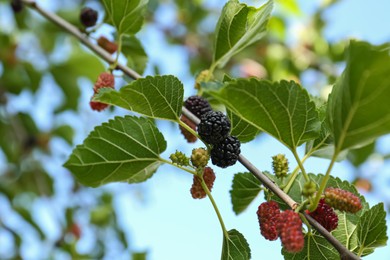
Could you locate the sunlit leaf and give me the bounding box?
[221,229,251,260]
[354,203,388,256]
[209,79,321,150]
[64,116,166,187]
[102,0,148,35]
[213,0,273,68]
[283,231,339,260]
[95,75,184,121]
[230,172,262,214]
[327,41,390,152]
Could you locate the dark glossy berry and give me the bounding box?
[272,154,289,178]
[179,115,197,143]
[276,210,304,253]
[198,111,230,144]
[11,0,23,13]
[190,167,216,199]
[80,7,98,27]
[191,148,209,168]
[97,36,118,54]
[324,187,362,213]
[210,136,240,168]
[184,95,212,118]
[307,198,338,232]
[257,201,280,241]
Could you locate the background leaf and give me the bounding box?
[95,75,184,121]
[209,79,321,150]
[213,0,273,68]
[64,116,166,187]
[354,203,388,256]
[221,229,251,260]
[102,0,148,36]
[50,45,105,112]
[122,35,148,75]
[230,172,262,215]
[327,41,390,152]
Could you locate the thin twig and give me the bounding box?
[22,2,360,259]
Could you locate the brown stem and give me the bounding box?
[22,2,360,259]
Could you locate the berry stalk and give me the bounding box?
[199,174,229,239]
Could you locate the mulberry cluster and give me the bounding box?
[256,201,304,253]
[179,115,197,143]
[307,198,338,232]
[324,187,362,213]
[197,111,241,168]
[256,201,280,241]
[272,154,289,178]
[80,7,98,27]
[184,95,212,119]
[90,72,114,112]
[277,210,305,253]
[190,167,216,199]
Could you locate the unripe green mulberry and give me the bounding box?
[169,150,189,166]
[272,154,289,178]
[302,180,317,197]
[324,187,362,213]
[191,148,209,168]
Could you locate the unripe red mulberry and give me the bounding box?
[307,198,338,232]
[97,36,118,54]
[256,201,280,241]
[276,210,304,253]
[190,167,215,199]
[324,187,362,213]
[179,115,197,143]
[90,100,109,112]
[94,72,115,93]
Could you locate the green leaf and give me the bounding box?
[282,231,339,260]
[213,0,273,68]
[347,141,375,167]
[102,0,148,35]
[230,172,262,215]
[122,35,148,75]
[94,75,184,121]
[52,125,74,145]
[51,44,105,112]
[355,203,388,256]
[64,116,166,187]
[132,252,147,260]
[327,41,390,152]
[209,79,321,150]
[227,110,260,143]
[221,229,251,260]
